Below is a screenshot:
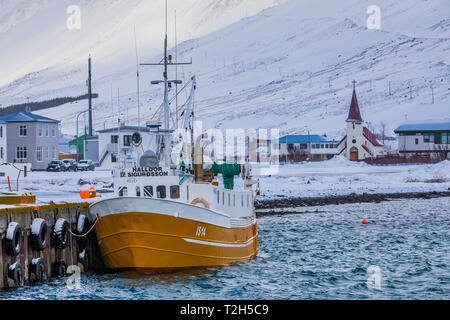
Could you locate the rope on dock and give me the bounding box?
[69,217,99,238]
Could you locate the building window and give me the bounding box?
[52,126,56,137]
[144,186,153,197]
[415,138,419,145]
[434,133,441,144]
[424,133,434,143]
[111,135,119,144]
[111,153,117,163]
[52,147,57,159]
[36,146,43,162]
[19,125,27,137]
[300,144,307,150]
[44,146,49,159]
[124,135,131,146]
[442,133,448,144]
[16,147,27,159]
[38,125,42,137]
[157,186,166,199]
[0,147,3,159]
[0,126,3,138]
[45,126,49,137]
[170,186,180,199]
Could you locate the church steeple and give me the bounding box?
[346,80,363,122]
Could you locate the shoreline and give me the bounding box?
[255,190,450,216]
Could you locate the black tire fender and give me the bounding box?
[53,260,67,277]
[77,214,87,234]
[30,258,47,282]
[30,218,48,251]
[8,262,24,287]
[78,249,89,271]
[6,222,22,256]
[52,218,69,249]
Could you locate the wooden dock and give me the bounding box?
[0,195,103,288]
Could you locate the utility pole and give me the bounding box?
[431,82,434,104]
[88,55,93,137]
[409,81,412,100]
[175,9,179,129]
[389,81,391,96]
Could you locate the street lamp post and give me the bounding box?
[76,110,89,162]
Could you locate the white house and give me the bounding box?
[279,135,338,161]
[394,120,450,160]
[96,124,163,169]
[337,86,384,161]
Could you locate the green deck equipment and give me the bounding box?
[210,163,241,190]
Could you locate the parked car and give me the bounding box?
[47,160,66,172]
[77,160,95,171]
[62,159,77,171]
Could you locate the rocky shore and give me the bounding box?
[255,190,450,217]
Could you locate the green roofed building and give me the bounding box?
[69,134,88,158]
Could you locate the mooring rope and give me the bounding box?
[69,216,99,238]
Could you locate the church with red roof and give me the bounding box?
[337,83,384,161]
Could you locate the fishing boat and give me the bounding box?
[88,5,259,273]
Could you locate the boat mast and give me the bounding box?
[140,0,192,165]
[141,0,191,128]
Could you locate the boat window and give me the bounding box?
[241,195,244,207]
[233,194,236,207]
[170,186,180,199]
[157,186,166,199]
[222,192,225,205]
[217,190,220,204]
[119,187,128,197]
[187,186,189,201]
[144,186,153,197]
[228,193,231,206]
[136,186,141,197]
[247,194,250,207]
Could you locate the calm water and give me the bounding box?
[1,197,449,300]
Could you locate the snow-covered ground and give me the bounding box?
[0,169,114,203]
[2,158,449,203]
[254,157,450,200]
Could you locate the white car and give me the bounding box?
[77,160,95,171]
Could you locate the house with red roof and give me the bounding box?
[337,84,384,161]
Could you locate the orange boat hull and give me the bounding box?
[94,211,259,271]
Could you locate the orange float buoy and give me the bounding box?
[362,219,369,224]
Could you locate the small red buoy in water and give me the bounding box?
[362,219,369,224]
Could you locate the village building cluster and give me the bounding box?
[0,82,448,173]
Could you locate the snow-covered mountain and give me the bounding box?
[0,0,449,138]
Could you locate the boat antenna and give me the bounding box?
[175,9,178,129]
[134,25,141,128]
[141,0,192,131]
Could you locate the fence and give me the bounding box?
[363,154,440,165]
